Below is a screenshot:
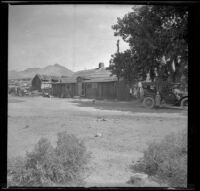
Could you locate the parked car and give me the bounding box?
[141,81,188,109]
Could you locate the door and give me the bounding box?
[81,83,86,96]
[77,82,82,96]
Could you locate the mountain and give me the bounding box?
[8,64,74,79]
[39,64,73,77]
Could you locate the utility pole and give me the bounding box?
[116,39,120,100]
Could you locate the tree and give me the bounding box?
[111,5,188,83]
[109,50,141,85]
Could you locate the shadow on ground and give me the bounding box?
[70,99,184,114]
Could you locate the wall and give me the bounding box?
[41,82,52,89]
[85,83,97,98]
[52,83,75,98]
[99,82,117,99]
[52,80,130,100]
[84,81,117,99]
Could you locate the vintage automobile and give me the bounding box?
[141,81,188,109]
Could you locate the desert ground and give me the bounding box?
[8,96,187,187]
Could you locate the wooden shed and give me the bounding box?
[51,63,131,100]
[32,74,60,92]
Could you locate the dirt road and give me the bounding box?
[8,96,187,186]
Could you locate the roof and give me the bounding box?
[52,67,118,84]
[72,68,98,78]
[36,74,60,81]
[74,67,117,82]
[60,76,77,83]
[84,76,117,83]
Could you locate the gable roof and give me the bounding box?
[60,76,77,83]
[54,67,118,84]
[73,67,117,81]
[72,68,98,78]
[84,76,117,83]
[35,74,60,81]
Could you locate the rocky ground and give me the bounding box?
[8,96,187,187]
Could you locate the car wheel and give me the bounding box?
[180,97,188,109]
[143,97,155,109]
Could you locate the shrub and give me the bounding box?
[7,132,91,187]
[130,129,187,187]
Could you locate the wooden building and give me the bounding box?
[51,63,130,100]
[52,77,76,98]
[32,74,60,92]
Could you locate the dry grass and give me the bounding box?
[8,96,187,186]
[130,129,187,187]
[7,132,91,187]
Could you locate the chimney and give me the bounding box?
[99,62,104,68]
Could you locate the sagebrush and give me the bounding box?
[130,129,187,187]
[7,132,91,187]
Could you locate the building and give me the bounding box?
[52,76,76,98]
[32,74,60,92]
[52,63,130,100]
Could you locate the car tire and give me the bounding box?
[143,97,155,109]
[180,97,188,109]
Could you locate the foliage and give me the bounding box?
[7,132,91,187]
[109,50,141,84]
[130,129,187,187]
[110,5,188,83]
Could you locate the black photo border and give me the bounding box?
[1,1,199,190]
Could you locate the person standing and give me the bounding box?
[138,81,144,100]
[154,68,161,107]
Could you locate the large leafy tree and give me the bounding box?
[110,5,188,83]
[109,50,141,85]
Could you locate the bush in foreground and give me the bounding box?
[130,129,187,187]
[7,132,91,187]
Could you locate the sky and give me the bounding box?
[9,4,133,72]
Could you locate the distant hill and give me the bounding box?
[8,64,74,79]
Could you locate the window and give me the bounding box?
[87,83,92,88]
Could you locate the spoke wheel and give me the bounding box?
[181,97,188,110]
[143,97,155,109]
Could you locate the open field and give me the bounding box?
[8,96,187,187]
